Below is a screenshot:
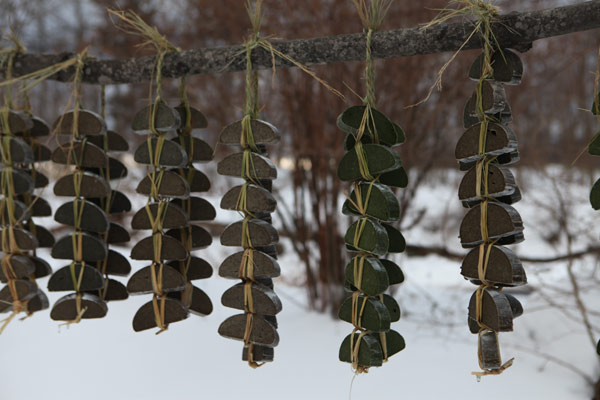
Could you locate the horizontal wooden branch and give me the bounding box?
[5,1,600,85]
[405,244,600,264]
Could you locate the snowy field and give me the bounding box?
[0,165,599,400]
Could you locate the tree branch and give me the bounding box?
[5,1,600,84]
[406,244,600,264]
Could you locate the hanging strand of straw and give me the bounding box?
[411,0,500,107]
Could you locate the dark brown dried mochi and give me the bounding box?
[25,224,55,248]
[0,168,34,195]
[171,197,216,221]
[218,313,279,347]
[134,138,188,168]
[50,293,107,321]
[217,151,277,180]
[17,195,52,216]
[455,122,517,164]
[25,290,49,313]
[219,249,280,279]
[0,279,37,303]
[48,263,105,292]
[478,330,502,370]
[86,157,128,180]
[27,116,51,137]
[171,167,211,193]
[459,202,524,247]
[167,257,212,281]
[172,136,213,162]
[219,119,280,145]
[86,130,129,152]
[131,202,189,230]
[165,225,212,250]
[175,104,208,131]
[30,142,51,162]
[0,136,34,164]
[136,171,190,199]
[52,109,107,136]
[30,256,52,279]
[469,49,523,85]
[221,282,282,315]
[0,227,38,252]
[243,345,274,363]
[461,245,526,286]
[130,235,188,261]
[0,254,35,282]
[168,284,213,316]
[0,199,29,223]
[88,190,132,214]
[0,109,33,134]
[51,232,108,262]
[467,288,517,333]
[54,172,111,198]
[466,80,507,116]
[96,250,131,276]
[54,200,109,233]
[127,264,187,295]
[106,222,131,244]
[221,184,276,214]
[24,169,49,188]
[132,297,188,332]
[131,102,181,134]
[220,219,279,247]
[51,141,108,168]
[459,164,521,207]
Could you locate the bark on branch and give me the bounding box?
[4,1,600,85]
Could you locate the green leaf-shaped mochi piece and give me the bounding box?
[588,132,600,156]
[338,294,390,332]
[379,166,408,188]
[339,332,383,367]
[392,122,406,144]
[382,223,406,253]
[591,178,600,210]
[337,144,401,182]
[344,257,389,296]
[371,329,405,359]
[379,259,404,285]
[342,182,400,222]
[381,294,400,322]
[337,106,398,146]
[344,218,389,257]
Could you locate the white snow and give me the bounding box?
[0,166,598,400]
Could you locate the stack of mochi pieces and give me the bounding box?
[335,105,407,370]
[127,100,214,332]
[0,109,54,316]
[48,109,128,321]
[456,48,527,370]
[217,118,282,364]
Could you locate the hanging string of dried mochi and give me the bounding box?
[216,0,343,367]
[108,9,215,333]
[47,48,120,323]
[335,0,407,373]
[424,0,527,377]
[0,32,55,331]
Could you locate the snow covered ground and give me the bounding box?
[0,166,599,400]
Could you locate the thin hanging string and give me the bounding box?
[464,0,514,377]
